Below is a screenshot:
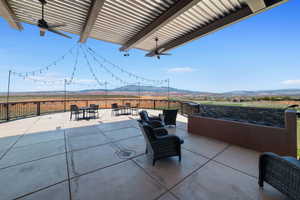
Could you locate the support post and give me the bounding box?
[105,81,108,108]
[37,102,41,116]
[167,78,170,109]
[64,79,67,112]
[138,82,141,107]
[6,70,11,121]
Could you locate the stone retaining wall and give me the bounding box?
[197,104,285,128]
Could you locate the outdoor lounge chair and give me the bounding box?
[138,120,183,166]
[160,109,178,127]
[259,152,300,200]
[70,105,83,120]
[139,110,163,128]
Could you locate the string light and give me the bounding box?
[11,44,77,78]
[85,44,168,84]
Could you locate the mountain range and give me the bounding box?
[1,85,300,97]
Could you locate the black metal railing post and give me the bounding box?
[37,102,41,116]
[154,100,156,109]
[6,103,9,121]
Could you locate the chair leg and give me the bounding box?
[258,178,264,188]
[152,159,156,166]
[179,155,181,162]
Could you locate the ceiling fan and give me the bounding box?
[37,0,71,39]
[153,37,171,59]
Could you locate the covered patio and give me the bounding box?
[0,110,287,200]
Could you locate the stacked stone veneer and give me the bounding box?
[195,104,286,128]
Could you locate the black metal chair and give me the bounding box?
[88,104,99,119]
[131,103,139,115]
[70,105,83,120]
[111,103,120,116]
[139,110,163,128]
[138,120,183,166]
[161,109,178,127]
[259,152,300,200]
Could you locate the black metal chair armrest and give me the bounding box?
[148,120,164,128]
[153,127,168,136]
[149,116,162,121]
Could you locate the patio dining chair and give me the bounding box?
[131,103,139,115]
[88,104,99,119]
[70,105,83,120]
[111,103,120,116]
[138,120,183,166]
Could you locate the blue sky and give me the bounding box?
[0,0,299,93]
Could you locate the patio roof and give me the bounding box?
[0,0,288,56]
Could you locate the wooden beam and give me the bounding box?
[79,0,105,43]
[0,0,23,30]
[119,0,201,52]
[242,0,266,12]
[145,6,253,57]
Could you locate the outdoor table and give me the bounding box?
[79,106,92,119]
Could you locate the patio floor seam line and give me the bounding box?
[68,159,130,180]
[100,125,138,133]
[0,117,41,161]
[182,145,259,179]
[165,144,232,193]
[65,133,141,154]
[64,130,73,200]
[181,147,212,160]
[131,159,172,200]
[211,159,258,179]
[14,179,69,200]
[0,151,66,171]
[11,137,64,150]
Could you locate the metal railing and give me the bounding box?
[0,99,197,122]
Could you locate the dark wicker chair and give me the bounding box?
[139,110,163,128]
[160,109,178,126]
[111,103,120,116]
[70,105,83,120]
[259,152,300,200]
[138,120,183,166]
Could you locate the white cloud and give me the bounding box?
[281,80,300,85]
[167,67,194,73]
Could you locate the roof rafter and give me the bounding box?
[0,0,23,30]
[79,0,105,43]
[242,0,266,12]
[145,6,253,57]
[119,0,202,52]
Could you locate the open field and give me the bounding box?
[0,95,168,103]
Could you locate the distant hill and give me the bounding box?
[220,89,300,97]
[1,85,300,97]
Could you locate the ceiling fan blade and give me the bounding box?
[48,23,66,29]
[159,53,172,56]
[40,30,45,36]
[48,29,72,39]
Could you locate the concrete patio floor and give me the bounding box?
[0,109,289,200]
